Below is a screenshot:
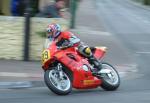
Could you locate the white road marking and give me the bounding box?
[71,26,111,36]
[143,20,150,24]
[0,81,32,89]
[137,41,150,45]
[136,52,150,54]
[135,42,150,54]
[0,72,42,78]
[135,16,142,20]
[77,30,111,36]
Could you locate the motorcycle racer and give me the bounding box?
[46,23,102,73]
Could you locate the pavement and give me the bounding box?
[0,0,136,89]
[0,60,44,89]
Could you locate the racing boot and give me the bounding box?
[88,55,102,74]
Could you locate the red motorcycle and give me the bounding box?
[41,40,120,95]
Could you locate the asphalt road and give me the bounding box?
[1,0,150,102]
[96,0,150,101]
[96,0,150,78]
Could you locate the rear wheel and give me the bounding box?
[100,62,120,91]
[44,68,72,95]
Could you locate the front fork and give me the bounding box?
[56,63,64,79]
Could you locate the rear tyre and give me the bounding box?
[44,69,72,95]
[100,62,120,91]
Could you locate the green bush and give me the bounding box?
[36,31,46,38]
[133,0,150,5]
[143,0,150,5]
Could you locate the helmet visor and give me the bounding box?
[47,28,52,33]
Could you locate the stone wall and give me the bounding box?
[0,16,69,60]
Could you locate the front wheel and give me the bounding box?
[44,69,72,95]
[100,62,120,91]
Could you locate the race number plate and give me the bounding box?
[41,49,50,65]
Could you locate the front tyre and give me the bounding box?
[100,62,120,91]
[44,69,72,95]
